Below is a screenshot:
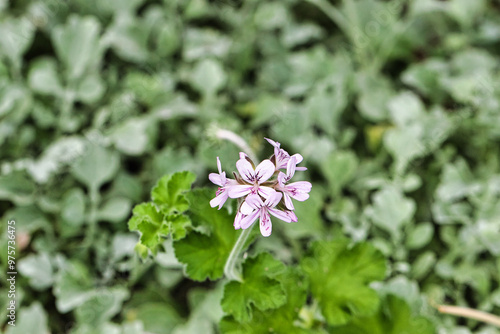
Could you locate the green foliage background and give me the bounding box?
[0,0,500,333]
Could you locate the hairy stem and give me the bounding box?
[224,224,254,282]
[438,305,500,328]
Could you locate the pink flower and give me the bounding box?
[276,156,312,210]
[227,156,275,199]
[209,157,237,209]
[239,191,292,237]
[265,138,306,171]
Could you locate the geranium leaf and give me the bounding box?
[301,239,386,326]
[173,189,238,281]
[220,266,314,334]
[151,171,196,214]
[333,295,434,334]
[221,253,286,322]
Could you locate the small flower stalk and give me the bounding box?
[209,138,312,237]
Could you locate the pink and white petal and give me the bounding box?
[258,186,275,199]
[234,211,244,229]
[255,159,275,183]
[239,152,248,159]
[227,184,252,198]
[291,192,309,201]
[240,201,256,215]
[286,210,298,222]
[209,173,223,186]
[291,153,303,164]
[277,172,287,186]
[259,211,273,237]
[286,156,296,180]
[264,137,279,148]
[236,159,255,183]
[264,191,282,207]
[210,192,228,209]
[268,207,292,223]
[288,181,312,192]
[283,193,294,210]
[240,210,260,229]
[295,166,307,171]
[244,193,264,209]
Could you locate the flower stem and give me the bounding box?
[215,129,258,163]
[437,305,500,327]
[224,224,254,282]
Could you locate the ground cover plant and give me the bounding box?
[1,0,500,333]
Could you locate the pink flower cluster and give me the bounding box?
[209,138,312,237]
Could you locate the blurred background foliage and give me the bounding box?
[0,0,500,333]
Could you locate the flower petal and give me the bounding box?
[210,192,228,209]
[208,172,223,186]
[292,192,309,201]
[234,211,244,229]
[258,186,275,199]
[268,207,292,223]
[277,172,287,186]
[240,209,260,229]
[236,158,255,183]
[286,156,296,180]
[254,159,275,183]
[259,210,272,237]
[240,201,256,215]
[264,191,282,207]
[244,193,264,210]
[286,210,298,222]
[288,181,312,193]
[227,184,252,198]
[264,137,279,148]
[283,193,294,210]
[291,153,303,165]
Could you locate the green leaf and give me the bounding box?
[301,239,386,326]
[53,260,94,313]
[366,186,416,238]
[18,252,54,290]
[221,253,286,322]
[52,15,102,81]
[190,58,227,96]
[97,197,132,223]
[128,203,165,252]
[134,302,182,334]
[0,172,34,205]
[406,222,434,250]
[110,117,157,156]
[5,303,49,334]
[61,188,86,226]
[173,189,238,281]
[106,16,150,63]
[411,251,436,280]
[333,295,434,334]
[169,214,191,241]
[76,72,105,104]
[151,171,196,214]
[401,58,448,101]
[71,142,120,190]
[0,17,35,68]
[388,92,425,127]
[75,287,129,326]
[27,57,63,96]
[172,285,224,334]
[220,267,312,334]
[320,151,358,196]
